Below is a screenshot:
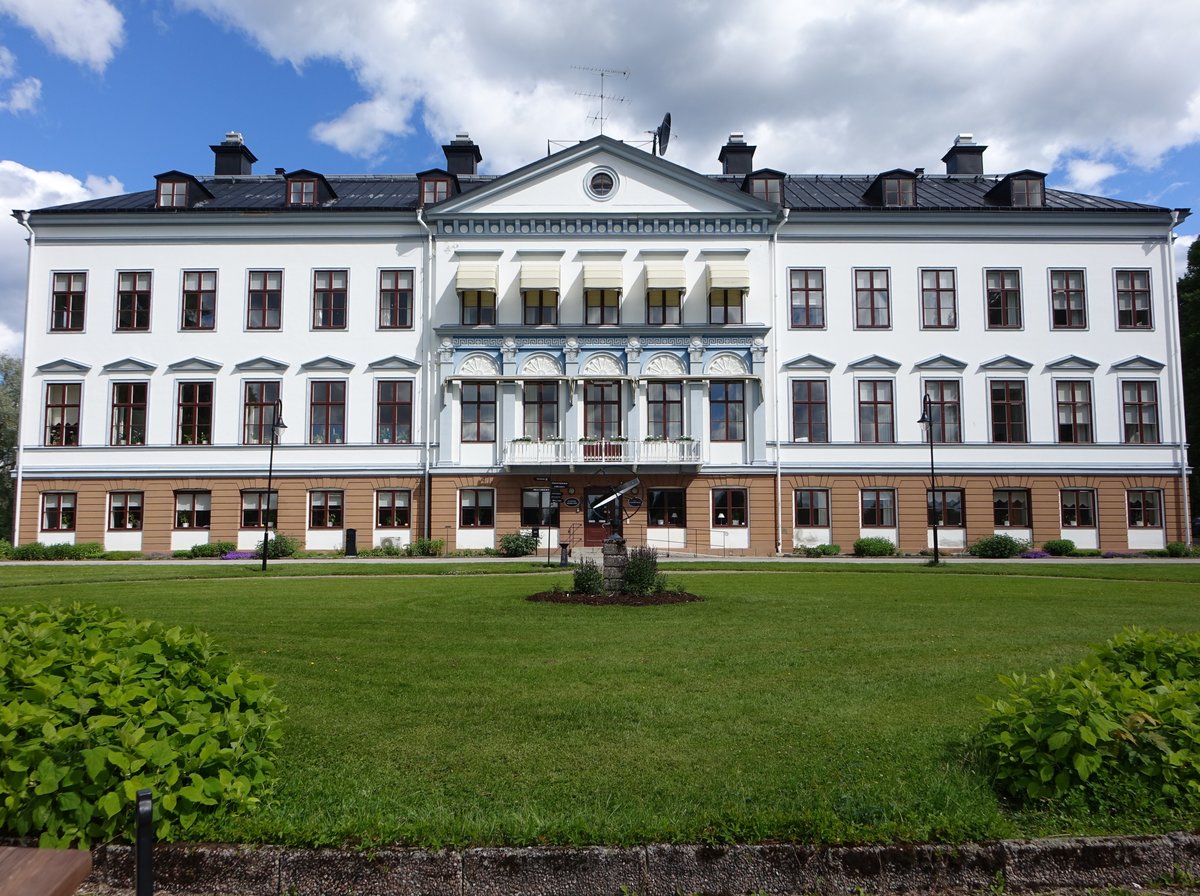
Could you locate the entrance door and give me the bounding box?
[584,488,622,546]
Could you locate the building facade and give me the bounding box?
[12,131,1193,555]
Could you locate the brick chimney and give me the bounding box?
[718,133,756,176]
[942,133,986,176]
[211,132,257,176]
[442,133,482,176]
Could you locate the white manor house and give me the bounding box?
[11,130,1192,556]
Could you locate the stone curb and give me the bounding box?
[80,833,1200,895]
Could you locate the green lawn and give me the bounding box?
[2,562,1198,847]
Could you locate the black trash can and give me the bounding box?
[345,528,358,557]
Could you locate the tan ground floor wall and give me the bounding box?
[17,472,1190,556]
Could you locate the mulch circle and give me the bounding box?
[527,590,702,606]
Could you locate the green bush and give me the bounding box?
[254,534,298,560]
[1042,538,1076,556]
[0,603,285,847]
[9,542,106,561]
[573,558,604,595]
[967,534,1030,558]
[798,543,841,558]
[498,531,539,557]
[186,542,235,559]
[1071,548,1103,558]
[100,551,141,561]
[1166,542,1190,558]
[11,542,47,560]
[853,537,897,557]
[405,538,443,557]
[976,627,1200,812]
[623,546,665,597]
[0,538,11,559]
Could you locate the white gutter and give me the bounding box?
[416,208,436,539]
[770,208,790,555]
[10,210,32,544]
[1164,210,1192,545]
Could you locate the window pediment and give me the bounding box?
[235,356,289,372]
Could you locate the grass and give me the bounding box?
[1,561,1198,848]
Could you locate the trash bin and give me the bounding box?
[345,528,357,557]
[559,543,569,567]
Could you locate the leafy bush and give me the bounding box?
[254,534,298,560]
[186,542,236,559]
[100,551,141,561]
[405,538,443,557]
[1166,542,1190,558]
[498,532,539,557]
[798,543,841,558]
[967,534,1030,559]
[1071,548,1103,558]
[573,558,604,595]
[623,546,666,597]
[1042,539,1076,556]
[976,627,1200,812]
[0,603,285,847]
[853,537,896,557]
[0,538,11,559]
[9,542,106,561]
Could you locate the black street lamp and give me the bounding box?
[261,400,286,572]
[918,394,940,566]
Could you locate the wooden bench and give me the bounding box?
[0,846,92,896]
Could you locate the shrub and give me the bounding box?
[573,558,604,595]
[1071,548,1103,558]
[623,546,664,597]
[799,543,841,558]
[12,542,47,560]
[498,532,539,557]
[406,538,443,557]
[186,542,235,559]
[0,538,11,559]
[0,603,285,847]
[1166,542,1190,558]
[100,551,141,561]
[967,534,1030,559]
[1020,550,1050,559]
[1042,538,1076,556]
[254,534,298,560]
[976,627,1200,812]
[853,537,896,557]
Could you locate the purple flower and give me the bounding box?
[1020,550,1050,559]
[221,551,258,560]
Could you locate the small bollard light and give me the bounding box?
[136,788,154,896]
[559,543,570,567]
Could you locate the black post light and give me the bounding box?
[261,399,286,572]
[918,394,940,566]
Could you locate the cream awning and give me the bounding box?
[520,262,560,291]
[706,260,750,291]
[583,261,624,290]
[644,259,686,290]
[456,261,498,292]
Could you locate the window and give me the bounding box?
[110,382,147,446]
[710,382,745,442]
[109,492,143,530]
[379,270,413,329]
[861,489,896,527]
[41,493,76,531]
[462,382,496,442]
[791,380,828,443]
[647,381,683,440]
[1011,177,1044,208]
[51,273,86,331]
[243,381,282,445]
[647,289,682,325]
[177,382,213,445]
[157,180,187,208]
[1116,270,1152,329]
[422,177,451,205]
[854,269,890,328]
[1056,381,1093,443]
[1127,489,1163,528]
[247,270,282,330]
[985,269,1022,329]
[309,381,346,444]
[883,177,915,207]
[712,489,747,527]
[181,271,216,330]
[920,269,956,328]
[309,491,343,528]
[523,289,558,325]
[1050,269,1087,329]
[377,490,411,528]
[116,272,151,331]
[44,383,80,446]
[857,380,894,443]
[989,381,1027,443]
[1122,381,1159,444]
[461,290,496,326]
[749,176,781,203]
[927,488,964,527]
[175,491,211,529]
[288,178,316,206]
[460,489,494,527]
[993,489,1030,528]
[794,489,830,527]
[789,269,825,328]
[1060,489,1096,528]
[584,381,621,439]
[523,382,559,440]
[377,380,413,444]
[648,489,686,527]
[923,381,961,443]
[585,289,620,325]
[312,270,348,329]
[241,490,277,528]
[708,288,743,324]
[521,489,560,528]
[587,171,615,197]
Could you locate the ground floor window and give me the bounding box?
[460,489,494,527]
[711,488,747,527]
[521,489,560,528]
[648,489,686,527]
[376,490,411,528]
[992,489,1030,528]
[175,491,211,529]
[309,491,344,528]
[241,490,277,528]
[861,489,896,527]
[1126,489,1163,528]
[42,493,76,531]
[927,488,964,527]
[1060,489,1096,528]
[794,489,830,527]
[109,492,143,530]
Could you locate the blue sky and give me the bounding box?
[2,0,1198,354]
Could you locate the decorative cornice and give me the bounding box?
[782,354,835,371]
[1110,355,1166,372]
[35,358,90,374]
[1045,355,1099,372]
[847,354,901,372]
[436,215,772,238]
[101,357,156,374]
[368,355,421,371]
[979,355,1034,371]
[913,354,967,371]
[234,356,289,373]
[300,356,355,372]
[167,357,221,372]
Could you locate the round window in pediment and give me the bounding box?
[585,167,618,201]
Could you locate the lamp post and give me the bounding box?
[918,394,940,566]
[261,400,286,572]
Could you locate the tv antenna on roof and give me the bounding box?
[651,112,672,156]
[573,65,628,135]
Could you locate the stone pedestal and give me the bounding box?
[601,535,627,594]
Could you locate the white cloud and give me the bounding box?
[0,0,124,71]
[1176,232,1197,277]
[0,161,125,353]
[0,45,39,114]
[1063,159,1121,194]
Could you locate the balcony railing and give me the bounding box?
[505,439,701,467]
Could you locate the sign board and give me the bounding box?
[564,497,580,508]
[627,496,644,508]
[551,481,569,489]
[550,490,564,503]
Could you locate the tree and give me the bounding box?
[0,355,21,539]
[1178,238,1200,517]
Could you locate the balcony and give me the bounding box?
[505,438,701,468]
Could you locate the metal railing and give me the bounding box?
[505,439,701,466]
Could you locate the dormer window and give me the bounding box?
[157,180,188,208]
[1011,177,1044,208]
[154,171,212,210]
[288,178,317,206]
[748,176,781,204]
[422,177,451,206]
[883,177,915,207]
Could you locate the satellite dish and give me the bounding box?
[655,113,672,156]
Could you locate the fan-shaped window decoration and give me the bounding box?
[519,354,563,376]
[580,354,624,377]
[643,353,687,377]
[458,353,501,376]
[707,353,750,376]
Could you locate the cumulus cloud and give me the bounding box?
[1063,159,1121,194]
[0,0,124,71]
[0,45,39,114]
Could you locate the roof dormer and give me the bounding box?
[284,169,337,207]
[986,170,1047,208]
[743,169,785,204]
[153,171,213,209]
[864,169,918,208]
[417,168,459,206]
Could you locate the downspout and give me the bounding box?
[770,208,790,555]
[417,208,435,539]
[1164,209,1192,545]
[10,210,33,544]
